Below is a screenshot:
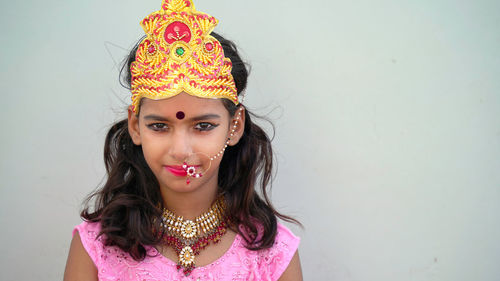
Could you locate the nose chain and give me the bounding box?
[182,106,244,184]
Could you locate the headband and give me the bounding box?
[130,0,239,113]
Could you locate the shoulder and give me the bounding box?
[234,222,301,281]
[71,221,104,265]
[64,221,102,281]
[275,222,301,251]
[261,223,301,280]
[73,220,102,240]
[69,221,166,279]
[273,224,303,280]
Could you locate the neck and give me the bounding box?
[160,185,219,220]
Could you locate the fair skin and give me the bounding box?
[64,93,302,280]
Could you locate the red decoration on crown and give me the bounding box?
[204,42,214,52]
[147,44,157,55]
[164,22,192,44]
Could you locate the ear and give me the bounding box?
[127,105,142,145]
[228,106,246,146]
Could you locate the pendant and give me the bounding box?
[178,246,195,275]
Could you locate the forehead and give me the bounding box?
[139,92,228,116]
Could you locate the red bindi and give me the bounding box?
[176,111,185,120]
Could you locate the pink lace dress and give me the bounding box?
[73,221,300,281]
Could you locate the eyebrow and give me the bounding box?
[190,114,221,121]
[143,113,221,122]
[143,114,170,122]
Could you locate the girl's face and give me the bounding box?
[127,92,244,194]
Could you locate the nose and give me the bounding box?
[168,129,192,162]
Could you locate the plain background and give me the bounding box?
[1,0,499,280]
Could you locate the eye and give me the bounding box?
[194,122,218,131]
[147,123,169,131]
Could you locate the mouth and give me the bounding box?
[164,164,201,177]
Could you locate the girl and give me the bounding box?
[64,1,302,280]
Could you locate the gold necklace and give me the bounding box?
[159,196,228,276]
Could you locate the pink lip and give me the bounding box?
[165,166,187,177]
[164,165,201,177]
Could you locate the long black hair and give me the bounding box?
[81,32,300,260]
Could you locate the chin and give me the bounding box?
[161,178,203,193]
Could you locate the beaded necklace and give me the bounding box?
[159,196,228,276]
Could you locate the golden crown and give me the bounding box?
[130,0,238,113]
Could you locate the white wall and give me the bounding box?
[0,0,499,280]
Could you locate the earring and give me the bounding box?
[210,106,244,161]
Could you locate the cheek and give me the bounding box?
[196,137,223,154]
[139,134,166,168]
[194,128,229,156]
